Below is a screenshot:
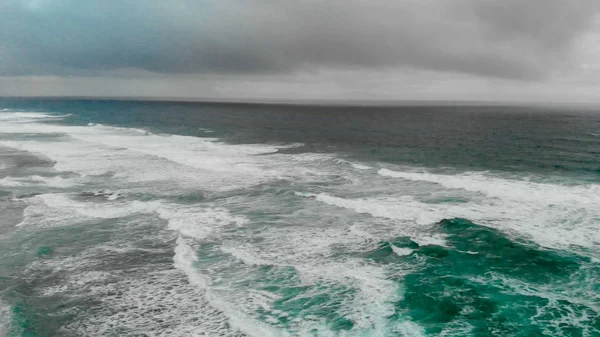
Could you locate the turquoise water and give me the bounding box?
[0,100,599,336]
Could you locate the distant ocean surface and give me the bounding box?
[0,99,599,337]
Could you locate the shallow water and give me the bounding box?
[0,100,599,336]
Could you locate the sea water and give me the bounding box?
[0,100,598,336]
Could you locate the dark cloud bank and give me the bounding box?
[0,0,599,81]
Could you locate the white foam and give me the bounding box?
[0,119,301,191]
[15,193,126,227]
[0,112,70,122]
[80,124,278,173]
[0,113,345,198]
[174,237,289,337]
[159,207,248,241]
[295,192,441,225]
[173,237,210,289]
[412,236,448,247]
[0,175,79,188]
[349,224,377,240]
[377,168,600,206]
[106,192,120,201]
[469,272,599,336]
[274,142,305,149]
[17,194,86,228]
[19,217,245,336]
[0,112,52,119]
[60,265,241,336]
[374,168,600,251]
[88,123,150,135]
[333,158,372,170]
[393,321,427,337]
[295,188,599,252]
[40,271,113,297]
[216,246,405,335]
[213,219,420,335]
[352,163,372,170]
[299,260,399,327]
[220,244,279,266]
[16,193,248,242]
[189,207,423,336]
[391,245,413,256]
[38,194,161,219]
[0,300,10,337]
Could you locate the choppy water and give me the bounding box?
[0,100,599,336]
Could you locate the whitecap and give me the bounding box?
[0,175,79,188]
[158,207,248,241]
[391,245,413,256]
[352,163,372,170]
[377,168,600,206]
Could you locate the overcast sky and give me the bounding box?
[1,0,600,102]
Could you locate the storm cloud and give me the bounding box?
[1,0,599,81]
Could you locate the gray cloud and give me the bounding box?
[0,0,599,80]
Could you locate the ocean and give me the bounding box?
[0,99,598,337]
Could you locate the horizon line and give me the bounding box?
[1,95,599,109]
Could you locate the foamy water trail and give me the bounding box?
[0,112,70,121]
[0,175,79,188]
[0,118,340,193]
[378,168,600,205]
[0,300,9,337]
[373,168,600,251]
[296,183,600,253]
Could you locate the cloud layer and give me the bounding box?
[1,0,599,81]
